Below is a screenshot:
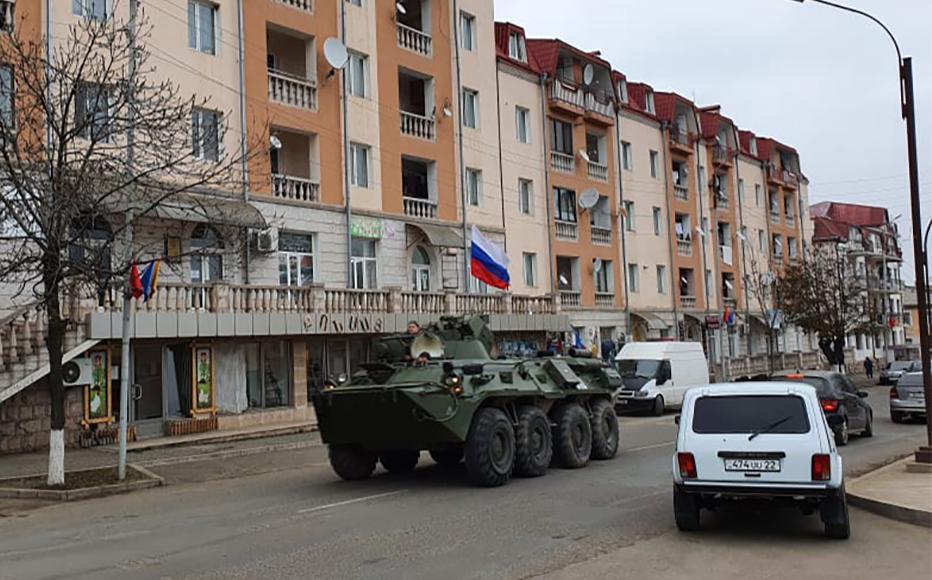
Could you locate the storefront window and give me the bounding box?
[278,232,315,287]
[351,238,378,289]
[246,341,291,409]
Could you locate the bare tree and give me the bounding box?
[743,248,780,374]
[776,246,868,371]
[0,4,256,484]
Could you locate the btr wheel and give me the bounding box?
[464,407,515,487]
[834,418,849,446]
[589,399,620,460]
[379,450,420,473]
[429,447,464,466]
[328,444,377,481]
[651,395,665,417]
[514,405,552,477]
[551,402,592,468]
[673,485,701,532]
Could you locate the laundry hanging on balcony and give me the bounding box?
[470,226,510,290]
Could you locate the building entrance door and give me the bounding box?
[133,345,164,438]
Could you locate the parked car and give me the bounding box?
[890,371,928,423]
[769,371,872,446]
[613,342,709,416]
[673,382,850,539]
[879,360,919,385]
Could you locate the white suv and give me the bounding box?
[673,382,850,539]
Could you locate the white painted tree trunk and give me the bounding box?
[47,429,64,486]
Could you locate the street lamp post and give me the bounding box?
[791,0,932,462]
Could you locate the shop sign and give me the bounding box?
[351,216,383,239]
[316,312,386,335]
[705,315,721,330]
[191,345,215,415]
[84,349,112,424]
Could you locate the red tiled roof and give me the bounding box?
[625,82,657,120]
[812,216,849,241]
[654,92,695,123]
[810,201,888,228]
[524,37,612,77]
[699,111,720,140]
[494,22,538,73]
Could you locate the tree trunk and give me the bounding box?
[46,291,67,486]
[833,336,846,374]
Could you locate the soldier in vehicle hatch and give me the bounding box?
[407,321,421,335]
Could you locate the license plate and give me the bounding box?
[616,399,628,406]
[910,392,925,401]
[724,458,781,472]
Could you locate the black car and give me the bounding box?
[768,371,873,445]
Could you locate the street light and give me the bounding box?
[789,0,932,463]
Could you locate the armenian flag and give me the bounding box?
[129,261,161,302]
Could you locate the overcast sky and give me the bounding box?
[494,0,931,283]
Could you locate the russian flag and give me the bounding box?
[470,226,510,290]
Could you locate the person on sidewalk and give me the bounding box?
[864,356,874,380]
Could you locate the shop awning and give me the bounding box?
[110,191,267,229]
[632,311,668,330]
[408,222,464,248]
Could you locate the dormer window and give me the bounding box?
[644,90,655,114]
[617,79,628,103]
[749,137,758,156]
[508,32,526,62]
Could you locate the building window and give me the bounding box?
[515,106,531,144]
[705,269,713,296]
[347,51,369,98]
[518,178,533,215]
[523,252,537,287]
[624,200,635,231]
[508,32,526,62]
[644,90,655,114]
[74,0,108,21]
[0,0,15,32]
[75,83,110,141]
[0,65,10,127]
[738,179,745,205]
[187,1,216,55]
[278,231,315,287]
[350,142,370,188]
[649,150,659,179]
[617,79,628,103]
[904,311,913,326]
[656,265,667,294]
[191,107,220,161]
[346,0,363,6]
[595,260,613,294]
[750,137,758,157]
[755,183,761,207]
[190,224,223,283]
[350,238,377,289]
[621,141,632,170]
[462,88,479,129]
[466,168,482,206]
[697,165,705,194]
[653,206,662,236]
[554,187,577,223]
[411,246,431,292]
[246,341,291,409]
[758,229,766,253]
[627,263,639,293]
[550,118,573,155]
[460,11,476,51]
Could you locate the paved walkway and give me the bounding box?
[847,457,932,527]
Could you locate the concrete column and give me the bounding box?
[292,342,308,409]
[387,286,403,314]
[503,293,513,315]
[309,283,326,312]
[551,292,562,315]
[444,291,457,316]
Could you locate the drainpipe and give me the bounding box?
[494,61,507,251]
[236,0,250,284]
[341,0,353,288]
[451,0,470,293]
[538,74,555,296]
[615,108,631,338]
[659,125,679,340]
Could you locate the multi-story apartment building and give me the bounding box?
[811,201,905,362]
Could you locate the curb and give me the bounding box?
[0,464,164,502]
[847,491,932,528]
[136,438,322,468]
[113,423,318,453]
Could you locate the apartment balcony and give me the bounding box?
[676,239,692,257]
[550,80,585,112]
[403,197,437,220]
[272,174,320,204]
[770,210,781,225]
[714,193,730,210]
[595,292,615,308]
[584,91,614,121]
[782,170,799,189]
[397,23,432,57]
[768,167,784,186]
[554,219,578,241]
[276,0,312,13]
[723,296,737,309]
[400,111,436,141]
[669,130,692,155]
[560,290,581,308]
[590,226,612,246]
[268,69,317,111]
[773,251,784,262]
[587,160,608,182]
[719,245,734,266]
[785,214,796,228]
[680,295,697,309]
[674,184,688,201]
[713,145,733,166]
[550,151,575,174]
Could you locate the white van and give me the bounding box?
[613,342,709,415]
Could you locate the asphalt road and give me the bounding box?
[0,385,928,580]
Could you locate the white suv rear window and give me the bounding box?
[692,395,810,434]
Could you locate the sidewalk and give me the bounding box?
[847,457,932,527]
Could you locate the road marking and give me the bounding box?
[623,441,675,453]
[297,490,408,514]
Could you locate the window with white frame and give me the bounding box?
[755,183,762,207]
[1,0,15,32]
[351,238,377,289]
[627,263,639,293]
[350,142,370,188]
[595,260,613,294]
[617,79,628,103]
[515,106,531,144]
[462,88,479,128]
[644,90,655,114]
[523,252,537,287]
[75,82,111,141]
[74,0,108,21]
[649,150,659,179]
[621,141,632,170]
[192,107,220,161]
[750,137,758,156]
[518,178,533,215]
[411,246,431,292]
[653,206,662,236]
[738,179,745,204]
[346,0,363,6]
[187,1,216,55]
[758,229,766,253]
[347,51,369,98]
[554,187,577,223]
[656,265,667,294]
[278,232,315,287]
[508,32,526,62]
[624,200,635,231]
[705,269,713,296]
[460,12,476,51]
[466,168,482,206]
[191,224,223,284]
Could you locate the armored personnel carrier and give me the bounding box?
[311,316,621,487]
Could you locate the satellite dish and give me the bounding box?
[442,106,453,118]
[396,1,407,15]
[410,332,444,360]
[323,37,349,70]
[577,149,591,163]
[582,63,595,86]
[578,188,599,210]
[269,134,282,150]
[593,258,603,272]
[559,274,569,286]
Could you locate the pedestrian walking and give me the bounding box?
[863,356,874,380]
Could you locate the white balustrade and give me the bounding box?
[554,219,578,241]
[550,151,575,173]
[272,174,320,203]
[276,0,312,12]
[674,184,688,201]
[560,291,581,307]
[400,111,436,141]
[268,70,317,111]
[403,197,438,219]
[587,161,608,182]
[397,23,432,56]
[590,226,612,246]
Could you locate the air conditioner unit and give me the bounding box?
[255,227,278,253]
[62,358,93,387]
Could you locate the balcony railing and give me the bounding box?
[595,292,614,307]
[584,92,613,117]
[782,170,799,188]
[268,69,317,111]
[396,23,432,57]
[590,226,612,246]
[272,174,320,203]
[713,145,732,165]
[551,80,584,108]
[560,290,581,307]
[587,160,608,182]
[670,130,690,148]
[674,184,688,201]
[276,0,312,13]
[770,210,781,224]
[680,295,697,309]
[554,219,578,241]
[719,245,733,266]
[400,111,436,141]
[403,197,437,219]
[714,193,729,209]
[550,151,575,173]
[785,214,796,228]
[676,239,692,257]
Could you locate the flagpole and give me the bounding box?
[117,289,133,481]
